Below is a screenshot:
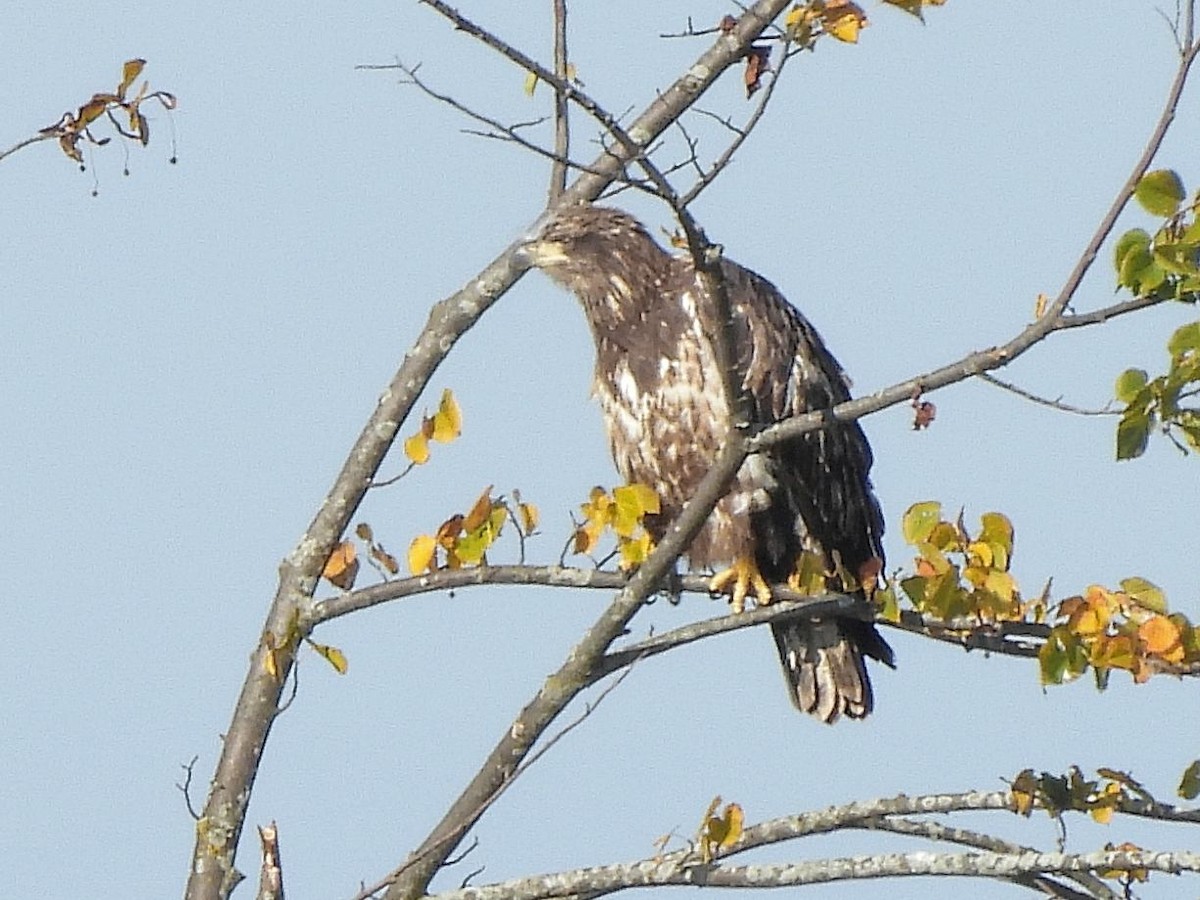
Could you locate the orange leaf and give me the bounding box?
[463,486,495,533]
[743,45,771,97]
[323,541,359,590]
[435,514,465,548]
[1139,614,1184,662]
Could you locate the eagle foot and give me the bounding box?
[709,557,773,614]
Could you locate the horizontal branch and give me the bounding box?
[432,849,1200,900]
[429,790,1200,900]
[311,566,1053,672]
[862,817,1117,900]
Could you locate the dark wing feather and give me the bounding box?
[722,260,885,583]
[722,260,895,720]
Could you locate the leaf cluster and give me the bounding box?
[1114,320,1200,458]
[571,484,660,571]
[407,486,516,574]
[892,502,1198,689]
[1010,766,1156,828]
[1039,580,1200,688]
[896,501,1022,622]
[39,59,176,166]
[403,388,462,466]
[782,0,944,51]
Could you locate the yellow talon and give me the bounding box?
[709,557,773,614]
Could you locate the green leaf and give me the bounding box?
[902,501,942,545]
[1114,368,1148,404]
[979,512,1014,571]
[1114,228,1151,277]
[1116,411,1151,460]
[1120,576,1167,613]
[1179,759,1200,800]
[1135,169,1186,217]
[1118,243,1155,291]
[1167,320,1200,357]
[1153,240,1200,276]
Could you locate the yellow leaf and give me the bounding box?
[310,641,349,675]
[701,800,744,861]
[404,432,430,465]
[431,389,462,443]
[119,58,147,98]
[966,540,993,568]
[618,532,653,571]
[1090,634,1136,671]
[1090,803,1114,825]
[823,1,868,43]
[1010,769,1036,817]
[624,482,661,515]
[518,501,539,534]
[408,534,438,574]
[323,541,359,590]
[984,570,1016,604]
[718,803,744,848]
[486,505,508,539]
[454,530,489,565]
[523,71,538,96]
[612,483,659,537]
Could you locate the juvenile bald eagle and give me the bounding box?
[522,205,894,723]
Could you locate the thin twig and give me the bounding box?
[680,41,791,207]
[0,132,56,164]
[176,755,201,821]
[976,372,1118,417]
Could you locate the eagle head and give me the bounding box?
[518,205,670,322]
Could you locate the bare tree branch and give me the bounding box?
[861,817,1118,900]
[256,822,284,900]
[549,0,569,201]
[422,790,1200,900]
[429,849,1200,900]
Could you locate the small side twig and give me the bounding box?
[976,372,1118,417]
[176,755,201,821]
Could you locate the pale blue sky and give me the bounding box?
[1,3,1196,898]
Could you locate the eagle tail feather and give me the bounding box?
[770,618,894,724]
